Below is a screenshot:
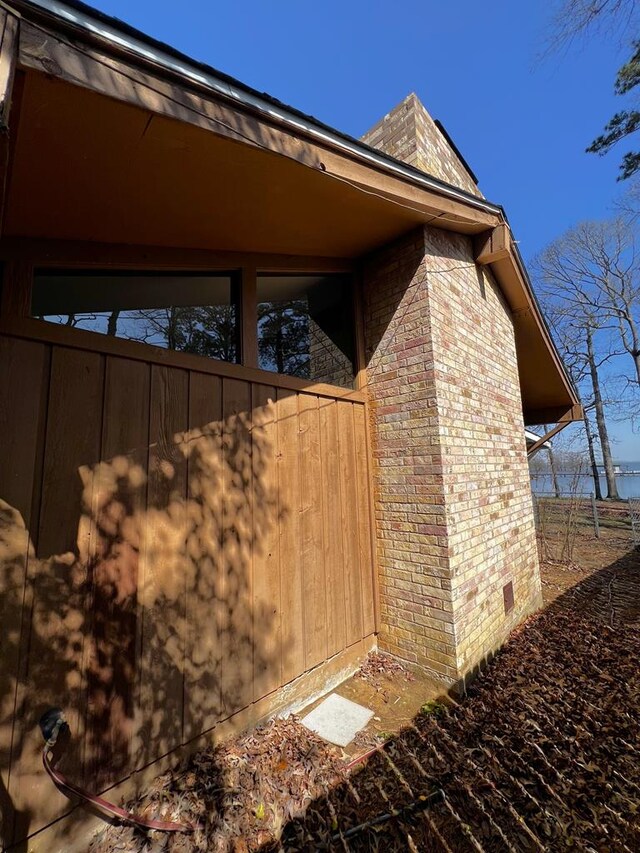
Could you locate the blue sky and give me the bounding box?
[88,0,637,458]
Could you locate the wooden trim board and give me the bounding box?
[0,318,366,402]
[0,10,18,129]
[0,237,356,273]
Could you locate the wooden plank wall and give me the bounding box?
[0,333,376,845]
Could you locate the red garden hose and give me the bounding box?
[39,708,193,833]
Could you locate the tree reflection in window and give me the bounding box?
[258,300,310,378]
[257,275,355,389]
[31,271,240,364]
[30,270,355,388]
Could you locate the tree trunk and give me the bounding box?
[548,448,561,497]
[543,425,562,498]
[624,312,640,385]
[168,307,177,350]
[107,310,120,336]
[586,326,619,500]
[276,325,284,374]
[583,411,603,501]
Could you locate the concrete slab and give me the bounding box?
[300,692,374,747]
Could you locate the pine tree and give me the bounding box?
[587,41,640,180]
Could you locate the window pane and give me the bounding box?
[31,270,240,363]
[257,274,355,388]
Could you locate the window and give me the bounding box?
[257,274,355,389]
[30,268,357,386]
[31,270,240,363]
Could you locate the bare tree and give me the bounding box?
[529,429,562,497]
[107,309,120,336]
[585,324,620,498]
[536,219,640,385]
[544,0,638,55]
[546,433,563,498]
[582,410,604,501]
[533,258,622,498]
[122,305,239,362]
[556,322,610,499]
[614,176,640,222]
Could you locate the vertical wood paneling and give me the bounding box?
[136,365,188,763]
[0,338,48,520]
[11,346,104,828]
[318,398,346,656]
[184,371,223,737]
[38,348,104,557]
[84,356,149,787]
[353,404,376,636]
[0,260,32,320]
[0,336,49,846]
[40,346,104,783]
[337,400,364,646]
[220,377,253,714]
[251,384,281,698]
[276,389,304,684]
[1,329,377,847]
[299,393,327,669]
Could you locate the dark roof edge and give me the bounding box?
[18,0,501,217]
[434,119,479,187]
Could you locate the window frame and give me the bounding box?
[30,267,243,366]
[0,243,365,395]
[255,271,357,389]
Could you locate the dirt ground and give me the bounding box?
[540,520,640,624]
[536,498,636,569]
[89,532,640,852]
[296,656,445,762]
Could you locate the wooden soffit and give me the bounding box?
[3,2,578,424]
[474,226,582,426]
[1,12,501,259]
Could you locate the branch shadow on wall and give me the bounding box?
[0,390,285,850]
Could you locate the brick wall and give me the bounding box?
[421,227,541,675]
[362,93,481,198]
[362,229,457,679]
[361,92,541,681]
[361,92,541,680]
[362,225,541,681]
[308,318,354,388]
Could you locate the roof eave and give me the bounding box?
[13,0,502,219]
[8,0,581,425]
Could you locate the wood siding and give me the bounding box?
[0,332,376,844]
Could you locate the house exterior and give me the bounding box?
[0,1,581,849]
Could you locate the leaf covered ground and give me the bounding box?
[90,542,640,852]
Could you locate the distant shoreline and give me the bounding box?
[531,471,640,499]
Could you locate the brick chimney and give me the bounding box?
[361,93,481,197]
[360,95,541,686]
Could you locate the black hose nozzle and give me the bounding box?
[39,707,68,747]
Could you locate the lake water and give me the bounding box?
[531,462,640,499]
